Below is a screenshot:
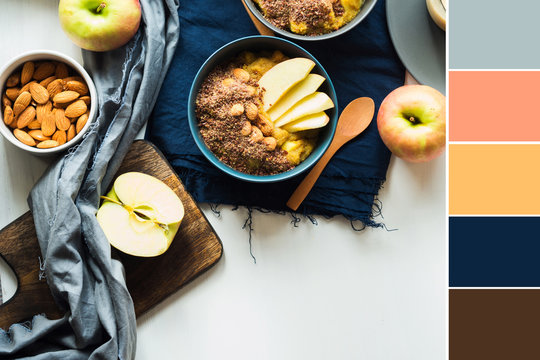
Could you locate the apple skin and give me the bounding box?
[59,0,141,52]
[377,85,446,163]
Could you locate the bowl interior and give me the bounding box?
[0,50,97,156]
[188,36,338,183]
[244,0,378,41]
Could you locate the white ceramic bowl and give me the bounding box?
[0,50,97,156]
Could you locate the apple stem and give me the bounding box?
[409,116,418,124]
[96,2,107,13]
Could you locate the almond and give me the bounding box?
[53,101,70,109]
[6,88,19,101]
[65,80,89,95]
[67,124,76,141]
[41,112,56,137]
[3,105,14,126]
[263,136,277,151]
[19,80,36,95]
[230,103,244,117]
[233,68,250,83]
[39,76,56,88]
[52,130,67,145]
[19,81,36,96]
[79,96,91,106]
[65,100,87,118]
[249,126,263,143]
[6,72,20,87]
[13,91,31,116]
[55,62,69,78]
[47,79,65,100]
[54,108,71,131]
[76,113,88,133]
[27,120,42,130]
[36,140,59,149]
[20,62,35,85]
[63,76,84,83]
[2,94,11,108]
[28,129,51,142]
[16,106,36,129]
[245,86,256,97]
[36,101,52,123]
[245,102,258,121]
[29,83,50,104]
[53,91,79,104]
[222,78,235,87]
[33,62,56,81]
[240,121,252,136]
[14,129,36,146]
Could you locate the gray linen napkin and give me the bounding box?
[0,0,179,358]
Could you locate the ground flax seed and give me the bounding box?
[196,57,293,175]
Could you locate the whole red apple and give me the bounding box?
[59,0,141,52]
[377,85,446,163]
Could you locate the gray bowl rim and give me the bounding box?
[243,0,378,41]
[187,35,338,183]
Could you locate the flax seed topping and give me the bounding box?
[253,0,364,36]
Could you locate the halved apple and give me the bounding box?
[267,74,325,122]
[258,57,315,112]
[274,92,334,128]
[282,112,329,132]
[96,172,184,257]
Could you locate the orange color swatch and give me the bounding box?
[450,71,540,141]
[450,144,540,214]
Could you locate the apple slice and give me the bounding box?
[274,92,334,128]
[96,172,184,257]
[267,74,325,122]
[258,58,315,112]
[282,112,329,132]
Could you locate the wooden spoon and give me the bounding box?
[286,97,376,211]
[241,0,275,36]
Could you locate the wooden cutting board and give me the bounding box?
[0,140,223,329]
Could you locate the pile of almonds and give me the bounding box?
[226,68,277,151]
[2,60,91,149]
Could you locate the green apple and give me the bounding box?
[258,58,315,111]
[282,112,329,132]
[96,172,184,257]
[274,92,334,128]
[267,74,325,122]
[58,0,142,52]
[377,85,446,162]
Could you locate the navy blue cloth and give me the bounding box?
[146,0,404,225]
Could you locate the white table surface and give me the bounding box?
[0,1,446,359]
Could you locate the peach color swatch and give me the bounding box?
[450,144,540,214]
[450,71,540,141]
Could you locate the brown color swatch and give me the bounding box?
[450,289,540,359]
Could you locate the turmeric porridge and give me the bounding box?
[195,51,325,176]
[252,0,364,35]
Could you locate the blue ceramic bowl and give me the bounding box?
[244,0,378,41]
[187,36,338,183]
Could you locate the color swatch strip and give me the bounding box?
[450,289,540,360]
[450,71,540,141]
[449,144,540,215]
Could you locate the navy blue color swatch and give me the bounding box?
[450,217,540,287]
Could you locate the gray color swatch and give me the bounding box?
[450,0,540,69]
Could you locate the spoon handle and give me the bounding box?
[241,0,275,36]
[286,142,340,211]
